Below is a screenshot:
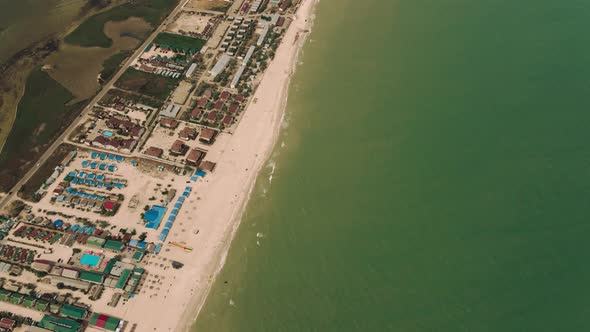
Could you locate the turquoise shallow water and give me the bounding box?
[199,0,590,330]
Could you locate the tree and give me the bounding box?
[139,232,147,241]
[171,261,184,269]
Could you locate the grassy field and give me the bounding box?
[0,68,85,192]
[100,88,164,108]
[153,32,206,51]
[114,67,178,100]
[18,144,73,202]
[64,0,179,48]
[100,50,133,83]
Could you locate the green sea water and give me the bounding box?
[193,0,590,331]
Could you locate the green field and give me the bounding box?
[64,0,179,48]
[153,32,206,52]
[114,68,178,100]
[100,51,133,83]
[0,68,84,191]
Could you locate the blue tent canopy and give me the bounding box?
[81,160,90,167]
[116,156,124,162]
[99,153,107,160]
[90,162,98,169]
[91,152,99,159]
[154,243,163,254]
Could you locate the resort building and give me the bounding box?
[170,140,188,156]
[199,128,218,144]
[144,147,164,158]
[161,103,182,118]
[160,118,179,129]
[60,304,88,320]
[187,149,206,165]
[38,315,82,332]
[209,54,231,78]
[89,313,124,331]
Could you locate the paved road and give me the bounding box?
[0,0,191,210]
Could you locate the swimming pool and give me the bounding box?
[102,131,113,137]
[80,253,101,267]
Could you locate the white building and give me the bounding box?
[160,103,182,118]
[185,63,197,78]
[257,24,270,46]
[209,54,231,78]
[230,65,246,89]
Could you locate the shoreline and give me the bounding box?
[175,0,319,330]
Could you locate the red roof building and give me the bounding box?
[234,94,245,103]
[228,103,239,114]
[179,127,198,141]
[170,140,188,156]
[191,108,203,120]
[219,91,231,100]
[144,146,164,158]
[222,115,233,126]
[160,118,179,129]
[207,111,218,122]
[0,317,15,331]
[199,128,218,144]
[186,148,206,165]
[214,100,224,110]
[197,97,208,108]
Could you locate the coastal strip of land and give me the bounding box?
[0,0,317,331]
[176,0,317,330]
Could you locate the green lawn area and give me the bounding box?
[153,32,206,52]
[115,68,178,100]
[100,51,133,82]
[64,0,179,48]
[0,68,85,191]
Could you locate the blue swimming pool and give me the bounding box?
[103,131,114,137]
[80,253,101,267]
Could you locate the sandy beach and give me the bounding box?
[77,0,319,331]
